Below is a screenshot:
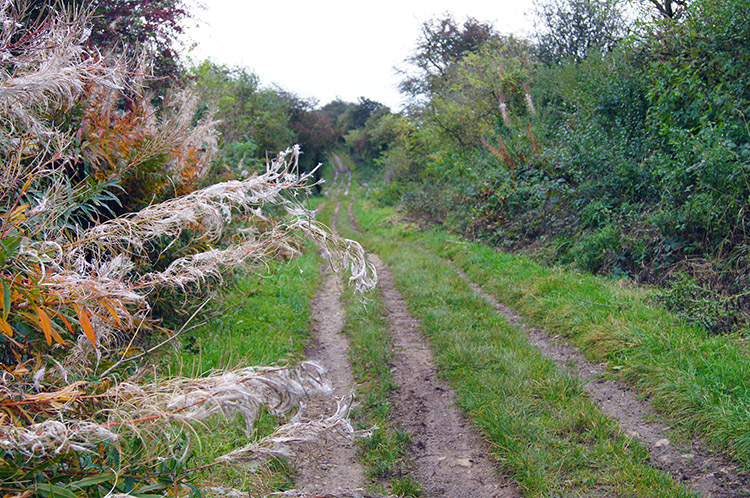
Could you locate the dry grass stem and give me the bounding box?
[0,1,127,140]
[42,146,376,357]
[0,362,332,456]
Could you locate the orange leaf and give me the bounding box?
[49,309,75,335]
[0,316,12,337]
[35,306,64,346]
[100,301,122,328]
[73,303,96,348]
[35,306,51,346]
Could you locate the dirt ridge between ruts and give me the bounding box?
[293,198,367,496]
[454,267,750,497]
[331,152,351,197]
[344,203,517,497]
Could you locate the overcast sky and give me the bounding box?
[184,1,536,111]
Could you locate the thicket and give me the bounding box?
[353,0,750,334]
[0,3,377,497]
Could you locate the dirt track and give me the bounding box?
[296,154,750,498]
[367,253,518,498]
[301,158,515,497]
[293,200,366,495]
[325,152,351,197]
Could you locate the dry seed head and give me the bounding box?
[216,393,359,466]
[0,362,332,457]
[0,420,119,457]
[0,5,128,140]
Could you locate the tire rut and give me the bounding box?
[293,199,367,496]
[367,254,518,498]
[454,267,750,497]
[331,152,351,197]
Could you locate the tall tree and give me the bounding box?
[643,0,689,19]
[400,15,499,98]
[533,0,628,63]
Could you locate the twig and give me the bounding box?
[99,298,213,377]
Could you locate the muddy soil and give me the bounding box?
[456,268,750,498]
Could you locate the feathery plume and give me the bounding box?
[523,82,537,117]
[498,93,512,127]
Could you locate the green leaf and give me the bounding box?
[35,482,79,498]
[21,453,62,479]
[0,278,9,321]
[0,235,21,267]
[0,459,21,479]
[68,471,116,489]
[137,482,170,492]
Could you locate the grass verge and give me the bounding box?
[420,230,750,468]
[349,200,698,497]
[158,251,320,496]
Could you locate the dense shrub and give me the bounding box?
[348,1,750,334]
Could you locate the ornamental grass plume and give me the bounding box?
[523,81,538,117]
[216,393,362,465]
[109,362,332,438]
[2,141,376,363]
[498,93,512,127]
[0,1,128,141]
[48,145,376,361]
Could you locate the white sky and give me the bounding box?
[184,1,536,111]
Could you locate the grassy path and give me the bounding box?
[314,151,750,497]
[342,198,702,497]
[454,265,748,495]
[306,151,750,497]
[319,166,514,497]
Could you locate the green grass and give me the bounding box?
[350,199,750,466]
[418,232,750,468]
[348,200,698,497]
[158,251,320,495]
[166,253,317,374]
